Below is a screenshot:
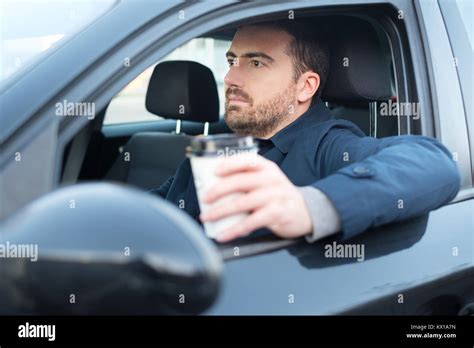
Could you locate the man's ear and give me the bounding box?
[297,71,320,104]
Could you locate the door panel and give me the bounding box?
[208,199,474,314]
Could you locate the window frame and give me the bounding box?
[438,0,473,187]
[414,0,472,195]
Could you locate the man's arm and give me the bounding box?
[199,127,460,243]
[304,128,461,241]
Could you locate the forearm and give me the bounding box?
[312,135,461,240]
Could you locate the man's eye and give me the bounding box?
[251,60,263,68]
[227,58,237,67]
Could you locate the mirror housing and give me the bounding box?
[0,183,222,315]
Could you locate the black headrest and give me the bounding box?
[322,17,392,103]
[145,61,219,123]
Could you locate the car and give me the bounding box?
[0,0,472,317]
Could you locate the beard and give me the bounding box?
[224,83,296,138]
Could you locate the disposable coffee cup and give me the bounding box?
[187,134,259,239]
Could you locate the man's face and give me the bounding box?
[224,25,297,138]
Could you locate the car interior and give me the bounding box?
[61,14,410,196]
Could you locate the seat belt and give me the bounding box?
[61,122,95,184]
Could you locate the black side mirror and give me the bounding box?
[0,183,222,315]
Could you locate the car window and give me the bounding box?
[103,38,230,125]
[0,0,116,85]
[456,0,473,46]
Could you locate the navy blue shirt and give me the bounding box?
[151,101,460,240]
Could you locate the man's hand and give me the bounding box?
[199,154,313,243]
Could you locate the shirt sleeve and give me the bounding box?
[298,186,341,242]
[310,127,461,240]
[148,176,174,198]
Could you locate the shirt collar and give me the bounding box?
[269,100,332,154]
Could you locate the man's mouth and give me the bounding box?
[227,95,249,104]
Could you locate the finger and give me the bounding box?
[215,204,279,243]
[200,188,272,222]
[215,153,269,177]
[202,171,269,204]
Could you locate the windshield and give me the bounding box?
[456,0,473,46]
[0,0,116,85]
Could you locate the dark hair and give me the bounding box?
[250,19,330,106]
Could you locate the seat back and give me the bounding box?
[105,132,191,190]
[105,61,220,189]
[322,16,397,137]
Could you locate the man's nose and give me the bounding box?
[224,65,244,89]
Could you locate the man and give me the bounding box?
[150,20,460,243]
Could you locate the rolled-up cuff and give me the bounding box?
[297,186,341,243]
